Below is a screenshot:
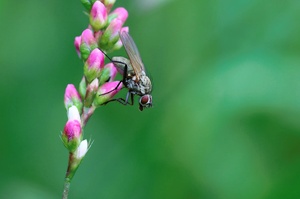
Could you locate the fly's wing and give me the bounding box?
[119,31,145,80]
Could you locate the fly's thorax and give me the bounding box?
[139,74,152,94]
[126,74,152,95]
[112,56,134,75]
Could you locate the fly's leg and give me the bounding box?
[101,92,134,106]
[98,60,128,96]
[98,48,128,96]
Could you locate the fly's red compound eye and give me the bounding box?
[139,95,152,107]
[141,95,149,105]
[139,95,152,111]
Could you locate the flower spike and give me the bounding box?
[61,1,132,197]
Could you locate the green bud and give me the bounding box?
[79,77,87,100]
[81,0,98,11]
[84,78,99,107]
[99,67,111,85]
[81,0,92,11]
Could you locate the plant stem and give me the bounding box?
[62,178,71,199]
[62,153,73,199]
[81,105,96,127]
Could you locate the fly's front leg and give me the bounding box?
[101,92,134,106]
[124,92,134,105]
[98,80,123,96]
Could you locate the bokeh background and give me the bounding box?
[1,0,300,198]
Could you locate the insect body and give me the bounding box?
[102,31,153,111]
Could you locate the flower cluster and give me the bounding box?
[73,0,129,115]
[61,0,128,186]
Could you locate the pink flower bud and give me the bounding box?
[84,48,105,82]
[99,81,122,95]
[87,48,105,69]
[98,63,117,85]
[90,1,108,31]
[99,19,123,50]
[107,19,123,41]
[94,30,103,42]
[64,84,83,112]
[64,120,82,141]
[104,63,117,81]
[110,7,128,24]
[74,36,81,58]
[87,78,99,92]
[94,81,123,106]
[62,106,82,153]
[86,48,105,70]
[80,29,98,61]
[112,27,129,51]
[81,29,97,48]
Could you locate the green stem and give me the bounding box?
[62,178,71,199]
[62,153,73,199]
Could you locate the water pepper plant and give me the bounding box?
[61,0,129,198]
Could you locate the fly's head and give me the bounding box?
[138,75,152,111]
[139,94,152,111]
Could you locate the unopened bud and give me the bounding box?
[99,19,123,51]
[80,29,98,61]
[79,76,87,100]
[62,106,82,153]
[64,139,90,181]
[84,48,105,83]
[109,7,128,24]
[112,27,128,51]
[99,63,117,85]
[100,0,116,12]
[64,84,83,114]
[84,78,99,107]
[90,1,108,31]
[74,139,89,160]
[81,0,97,11]
[94,81,123,106]
[74,36,82,58]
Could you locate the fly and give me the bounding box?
[101,31,153,111]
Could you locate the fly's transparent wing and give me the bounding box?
[119,31,145,79]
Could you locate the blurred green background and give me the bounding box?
[1,0,300,198]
